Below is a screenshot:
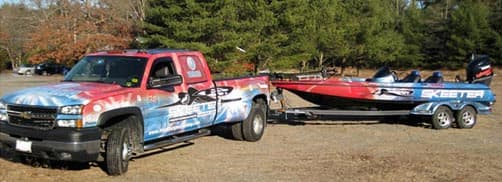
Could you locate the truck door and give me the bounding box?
[143,57,189,141]
[175,54,217,128]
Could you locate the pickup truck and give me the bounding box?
[0,49,270,175]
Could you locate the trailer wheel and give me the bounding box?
[431,106,453,129]
[455,106,477,129]
[106,125,132,175]
[242,100,267,142]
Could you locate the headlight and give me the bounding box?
[0,101,6,110]
[0,114,7,121]
[59,105,83,115]
[0,101,7,121]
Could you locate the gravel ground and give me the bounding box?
[0,71,501,182]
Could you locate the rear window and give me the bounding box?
[178,55,207,84]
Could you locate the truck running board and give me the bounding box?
[143,129,211,151]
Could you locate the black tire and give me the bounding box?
[230,122,244,141]
[106,126,131,175]
[455,106,477,129]
[431,106,453,129]
[242,100,267,142]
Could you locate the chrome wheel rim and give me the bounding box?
[121,141,130,161]
[437,112,451,127]
[462,111,475,126]
[253,115,264,134]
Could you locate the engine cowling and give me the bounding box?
[466,55,493,86]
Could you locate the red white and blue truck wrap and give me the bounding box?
[0,49,269,175]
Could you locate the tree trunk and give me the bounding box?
[318,52,324,69]
[301,60,307,72]
[263,57,271,71]
[0,45,15,69]
[138,0,146,22]
[340,57,346,76]
[356,60,361,77]
[445,0,449,20]
[396,0,399,15]
[73,18,77,44]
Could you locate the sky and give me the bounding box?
[0,0,20,5]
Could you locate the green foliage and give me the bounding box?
[447,1,493,68]
[142,0,502,73]
[398,3,426,67]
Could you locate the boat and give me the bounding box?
[271,56,496,111]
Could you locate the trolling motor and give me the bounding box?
[466,55,494,86]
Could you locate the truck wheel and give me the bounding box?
[455,106,477,129]
[242,100,267,142]
[431,106,453,129]
[230,122,244,141]
[106,126,132,175]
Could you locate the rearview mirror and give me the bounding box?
[148,75,183,89]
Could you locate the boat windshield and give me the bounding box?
[63,56,148,88]
[371,66,396,82]
[373,66,391,78]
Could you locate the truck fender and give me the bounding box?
[253,94,269,112]
[97,107,144,152]
[411,102,452,116]
[241,94,268,121]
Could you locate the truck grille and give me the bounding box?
[6,105,57,130]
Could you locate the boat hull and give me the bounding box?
[272,78,495,110]
[288,89,425,110]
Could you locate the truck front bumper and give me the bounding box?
[0,121,101,162]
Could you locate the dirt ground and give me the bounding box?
[0,70,501,182]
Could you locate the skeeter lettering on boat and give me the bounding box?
[421,90,484,99]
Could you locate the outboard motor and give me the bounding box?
[466,55,493,86]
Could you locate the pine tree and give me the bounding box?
[447,0,494,68]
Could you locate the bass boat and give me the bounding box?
[271,56,496,111]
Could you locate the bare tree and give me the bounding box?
[0,3,37,69]
[24,0,143,65]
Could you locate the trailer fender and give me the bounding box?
[411,101,492,116]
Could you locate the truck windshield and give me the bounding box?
[64,56,148,87]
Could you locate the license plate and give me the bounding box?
[16,140,32,153]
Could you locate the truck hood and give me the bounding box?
[1,82,126,107]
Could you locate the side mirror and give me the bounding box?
[149,75,183,89]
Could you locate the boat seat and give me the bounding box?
[399,70,421,83]
[424,71,444,83]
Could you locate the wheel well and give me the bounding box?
[253,94,268,105]
[98,108,144,153]
[100,115,131,129]
[461,104,478,114]
[434,104,453,113]
[253,94,269,122]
